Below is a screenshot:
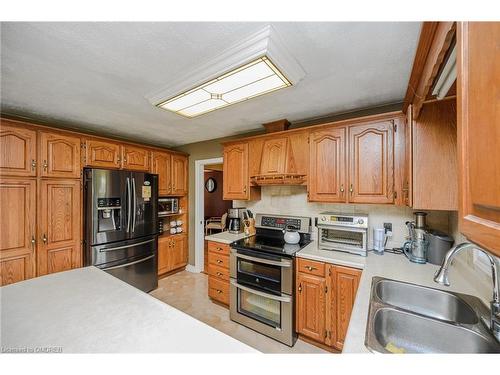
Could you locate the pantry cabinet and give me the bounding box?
[223,142,249,200]
[348,120,394,204]
[0,121,37,177]
[295,258,361,351]
[457,22,500,255]
[0,178,36,286]
[308,127,346,202]
[37,179,81,276]
[39,131,81,178]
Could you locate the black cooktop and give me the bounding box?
[231,231,311,257]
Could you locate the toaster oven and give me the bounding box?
[317,213,368,256]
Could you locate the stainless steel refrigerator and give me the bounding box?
[83,168,159,292]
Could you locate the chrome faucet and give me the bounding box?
[434,242,500,342]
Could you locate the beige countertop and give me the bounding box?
[297,242,487,353]
[0,267,258,353]
[205,231,250,244]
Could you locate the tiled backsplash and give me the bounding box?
[233,185,451,249]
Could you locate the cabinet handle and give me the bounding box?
[123,158,127,163]
[243,185,247,193]
[216,289,223,294]
[298,283,302,292]
[349,184,354,194]
[43,160,48,171]
[31,159,36,171]
[42,234,47,244]
[340,184,345,194]
[31,236,36,247]
[217,247,223,251]
[305,265,317,271]
[216,272,223,277]
[216,259,223,264]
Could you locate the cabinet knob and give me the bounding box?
[31,236,36,246]
[298,283,302,292]
[340,184,345,193]
[243,186,247,193]
[306,265,317,271]
[42,234,47,244]
[216,259,223,264]
[43,160,48,171]
[349,184,354,194]
[216,272,223,277]
[216,289,223,294]
[31,159,36,171]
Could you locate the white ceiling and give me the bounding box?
[1,22,421,147]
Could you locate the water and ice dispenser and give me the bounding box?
[97,198,122,232]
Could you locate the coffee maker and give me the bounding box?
[228,208,245,234]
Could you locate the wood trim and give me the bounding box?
[403,22,439,113]
[297,334,340,353]
[262,119,290,133]
[411,22,456,119]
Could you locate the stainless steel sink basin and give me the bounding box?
[375,278,478,324]
[365,277,500,353]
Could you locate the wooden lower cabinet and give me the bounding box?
[295,258,361,351]
[158,234,188,276]
[37,179,81,276]
[207,241,230,306]
[0,178,36,286]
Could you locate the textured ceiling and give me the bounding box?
[1,22,421,147]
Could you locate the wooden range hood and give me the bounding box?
[250,119,308,186]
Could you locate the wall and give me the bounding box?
[204,170,231,220]
[234,185,451,249]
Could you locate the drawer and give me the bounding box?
[208,263,229,281]
[297,258,326,277]
[208,252,229,269]
[207,241,230,256]
[208,276,229,305]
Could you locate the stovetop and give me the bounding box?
[231,232,311,257]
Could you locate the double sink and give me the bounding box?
[365,277,500,353]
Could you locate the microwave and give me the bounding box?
[158,198,179,217]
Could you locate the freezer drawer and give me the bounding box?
[88,236,157,267]
[101,253,158,292]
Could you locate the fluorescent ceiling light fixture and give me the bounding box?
[157,57,291,118]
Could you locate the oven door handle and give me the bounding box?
[231,250,292,268]
[230,280,292,303]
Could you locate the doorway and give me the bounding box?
[194,157,228,273]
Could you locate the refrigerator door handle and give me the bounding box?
[132,177,137,232]
[126,176,131,233]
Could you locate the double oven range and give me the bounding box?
[229,214,311,346]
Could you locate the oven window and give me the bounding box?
[238,259,280,281]
[238,288,281,328]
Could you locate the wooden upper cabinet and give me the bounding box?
[457,22,500,255]
[0,178,36,286]
[38,131,81,178]
[171,155,188,195]
[309,127,346,202]
[0,122,37,177]
[331,265,361,350]
[223,142,249,200]
[122,145,150,171]
[84,139,121,168]
[348,121,394,204]
[152,151,172,196]
[37,179,81,276]
[296,273,326,343]
[259,137,288,175]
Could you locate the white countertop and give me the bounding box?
[205,231,250,244]
[296,243,488,353]
[0,267,257,353]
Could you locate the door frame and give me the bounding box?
[191,157,224,273]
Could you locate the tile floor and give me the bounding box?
[150,271,328,353]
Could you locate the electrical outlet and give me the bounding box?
[383,222,392,234]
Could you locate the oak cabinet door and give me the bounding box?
[152,151,172,196]
[171,235,187,270]
[296,273,326,343]
[0,178,36,285]
[457,22,500,255]
[157,236,170,275]
[348,121,394,203]
[259,137,288,175]
[37,179,81,276]
[85,139,121,168]
[0,122,37,177]
[223,142,249,200]
[39,131,81,178]
[332,265,361,350]
[309,127,346,202]
[122,145,150,171]
[171,155,187,196]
